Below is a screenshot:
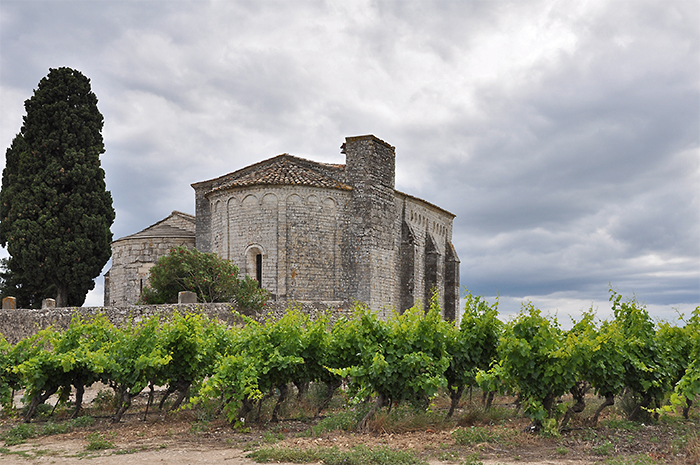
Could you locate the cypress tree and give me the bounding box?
[0,67,115,307]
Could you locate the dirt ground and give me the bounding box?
[0,385,696,465]
[0,420,594,465]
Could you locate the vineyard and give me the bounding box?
[0,290,699,463]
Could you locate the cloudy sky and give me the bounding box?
[1,0,698,324]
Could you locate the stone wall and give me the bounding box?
[342,135,397,310]
[107,236,196,307]
[0,300,354,344]
[106,212,196,306]
[208,185,350,301]
[396,192,458,318]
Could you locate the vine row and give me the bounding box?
[1,290,698,432]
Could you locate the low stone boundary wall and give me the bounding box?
[0,300,354,344]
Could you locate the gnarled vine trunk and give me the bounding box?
[358,392,387,432]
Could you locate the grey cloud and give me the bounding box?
[1,0,697,315]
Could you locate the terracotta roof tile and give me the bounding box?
[123,224,195,240]
[212,156,351,192]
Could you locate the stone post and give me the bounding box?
[42,298,56,309]
[2,296,16,309]
[178,291,197,304]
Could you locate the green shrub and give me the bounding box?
[139,246,269,311]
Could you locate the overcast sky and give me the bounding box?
[1,0,698,324]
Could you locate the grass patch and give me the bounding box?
[114,448,139,455]
[591,440,614,456]
[189,420,209,434]
[602,419,644,431]
[310,410,359,435]
[1,415,95,446]
[452,426,510,446]
[461,452,483,465]
[438,450,460,461]
[247,446,320,462]
[262,430,285,444]
[85,432,115,451]
[39,422,71,436]
[68,415,95,428]
[1,423,37,446]
[457,404,514,426]
[0,448,31,458]
[366,404,448,434]
[247,444,427,464]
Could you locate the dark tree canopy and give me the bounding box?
[0,67,115,308]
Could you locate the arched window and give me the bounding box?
[245,244,265,288]
[255,253,262,286]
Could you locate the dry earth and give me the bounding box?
[0,385,696,465]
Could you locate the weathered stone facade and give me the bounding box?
[193,135,460,318]
[107,135,460,318]
[105,211,195,307]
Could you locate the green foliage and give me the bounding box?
[572,310,626,401]
[197,310,309,422]
[102,316,171,420]
[4,289,698,434]
[155,313,228,410]
[15,314,114,421]
[662,307,700,415]
[610,290,668,420]
[445,291,501,415]
[139,246,269,311]
[0,67,114,307]
[0,334,14,410]
[342,298,451,409]
[490,303,575,425]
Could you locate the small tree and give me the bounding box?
[139,246,269,311]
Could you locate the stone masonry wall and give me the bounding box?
[395,193,458,318]
[0,300,354,344]
[343,135,397,310]
[208,185,350,301]
[107,236,196,306]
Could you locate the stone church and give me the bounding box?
[105,135,460,319]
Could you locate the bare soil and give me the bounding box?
[0,386,697,464]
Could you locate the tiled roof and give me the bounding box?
[122,224,195,240]
[211,155,351,193]
[114,211,195,242]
